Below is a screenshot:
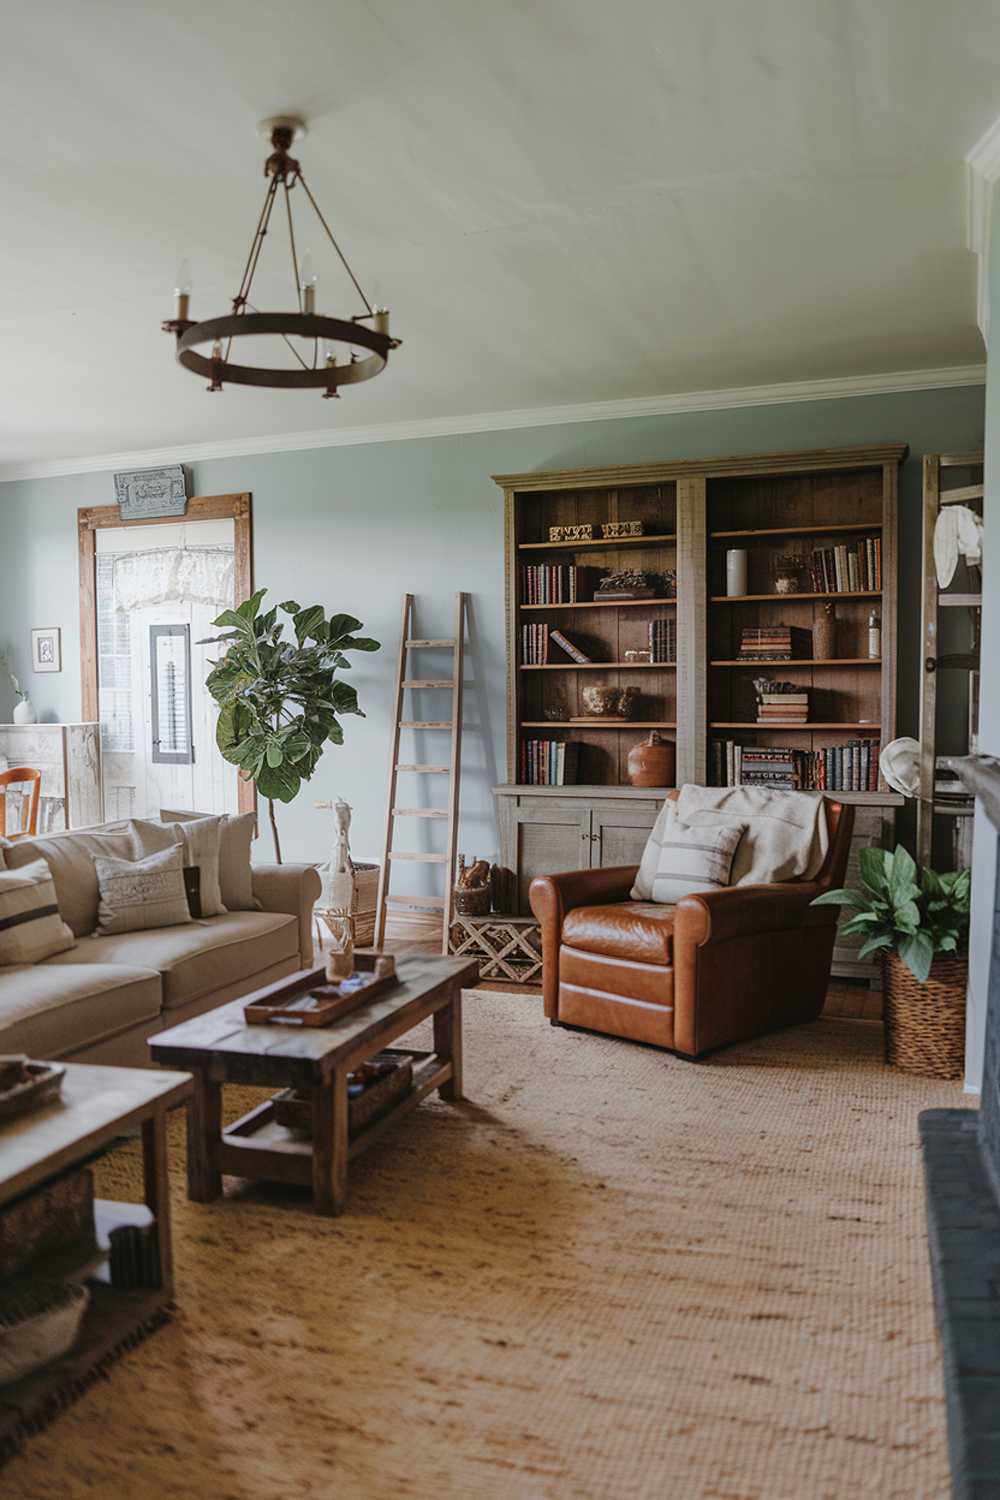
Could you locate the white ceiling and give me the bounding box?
[0,0,997,472]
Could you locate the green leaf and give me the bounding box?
[236,588,267,621]
[293,606,326,645]
[265,741,284,768]
[341,635,380,653]
[858,846,892,896]
[326,719,344,746]
[279,600,301,615]
[889,844,918,901]
[858,932,894,960]
[811,888,868,908]
[899,930,935,983]
[256,761,301,803]
[327,613,363,644]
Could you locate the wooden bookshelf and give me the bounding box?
[494,442,905,979]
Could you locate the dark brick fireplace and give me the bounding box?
[920,755,1000,1498]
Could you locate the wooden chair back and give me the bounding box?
[0,767,42,840]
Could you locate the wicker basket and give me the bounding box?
[881,950,967,1079]
[453,884,490,917]
[351,863,379,947]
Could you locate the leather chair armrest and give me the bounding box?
[251,863,323,967]
[529,866,639,1018]
[674,881,826,948]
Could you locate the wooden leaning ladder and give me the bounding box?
[375,593,467,955]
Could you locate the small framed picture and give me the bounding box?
[31,627,61,674]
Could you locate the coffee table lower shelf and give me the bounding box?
[221,1053,451,1185]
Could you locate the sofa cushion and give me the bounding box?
[2,829,135,937]
[161,810,259,911]
[95,845,193,935]
[43,910,299,1009]
[562,902,675,967]
[0,963,161,1058]
[130,817,227,917]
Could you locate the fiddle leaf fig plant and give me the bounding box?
[811,844,970,983]
[202,588,379,862]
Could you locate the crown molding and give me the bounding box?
[0,363,985,484]
[967,115,1000,344]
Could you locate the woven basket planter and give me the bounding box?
[351,863,379,947]
[881,949,967,1079]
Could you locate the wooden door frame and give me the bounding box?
[77,492,254,815]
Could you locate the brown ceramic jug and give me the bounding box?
[626,731,676,788]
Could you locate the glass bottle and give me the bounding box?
[867,610,881,659]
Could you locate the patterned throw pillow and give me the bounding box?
[0,859,76,965]
[94,845,193,935]
[160,810,259,911]
[632,819,748,905]
[128,817,227,917]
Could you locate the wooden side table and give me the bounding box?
[448,913,542,984]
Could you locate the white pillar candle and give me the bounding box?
[726,549,748,596]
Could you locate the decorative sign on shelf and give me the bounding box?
[114,465,189,520]
[601,520,643,539]
[548,523,593,543]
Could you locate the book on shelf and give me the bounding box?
[738,625,812,661]
[649,617,677,663]
[521,622,550,665]
[710,737,881,791]
[549,629,591,664]
[520,564,597,605]
[807,537,880,594]
[519,738,580,787]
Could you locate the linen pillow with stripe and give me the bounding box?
[94,845,193,935]
[0,858,76,965]
[632,818,747,905]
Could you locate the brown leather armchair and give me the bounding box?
[529,795,855,1059]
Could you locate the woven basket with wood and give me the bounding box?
[881,950,967,1080]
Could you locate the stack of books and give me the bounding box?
[808,538,880,594]
[756,690,809,725]
[711,738,881,791]
[649,618,677,663]
[521,623,549,664]
[738,626,812,661]
[521,565,592,604]
[519,739,580,786]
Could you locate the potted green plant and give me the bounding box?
[812,845,970,1078]
[203,589,379,862]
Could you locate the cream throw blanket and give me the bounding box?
[632,784,829,900]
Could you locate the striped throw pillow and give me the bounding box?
[638,819,748,905]
[94,845,193,935]
[0,859,76,965]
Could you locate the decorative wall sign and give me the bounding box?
[114,465,189,520]
[31,628,61,674]
[601,520,643,539]
[548,523,593,543]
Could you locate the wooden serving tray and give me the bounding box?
[0,1060,66,1125]
[243,954,399,1027]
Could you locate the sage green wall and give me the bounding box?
[0,384,984,876]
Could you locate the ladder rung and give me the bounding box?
[396,763,450,773]
[400,721,453,729]
[385,895,446,910]
[402,679,454,689]
[387,851,449,863]
[406,639,456,648]
[394,808,448,818]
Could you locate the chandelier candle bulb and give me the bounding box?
[173,261,192,321]
[374,308,390,336]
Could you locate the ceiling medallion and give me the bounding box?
[162,115,399,397]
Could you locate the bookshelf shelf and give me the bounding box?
[520,598,677,611]
[520,661,676,671]
[522,721,677,730]
[710,591,880,603]
[710,522,882,541]
[710,657,880,667]
[518,532,676,552]
[710,721,881,731]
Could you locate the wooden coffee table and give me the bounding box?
[149,952,478,1216]
[0,1064,192,1459]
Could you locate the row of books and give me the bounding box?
[519,739,580,786]
[757,691,808,724]
[521,565,591,604]
[650,618,676,664]
[711,739,881,792]
[807,539,881,594]
[737,625,812,662]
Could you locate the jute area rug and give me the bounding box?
[3,992,968,1500]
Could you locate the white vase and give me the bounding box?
[12,696,35,725]
[726,549,748,596]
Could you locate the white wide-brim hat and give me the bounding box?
[880,736,920,798]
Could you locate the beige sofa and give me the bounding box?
[0,823,321,1067]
